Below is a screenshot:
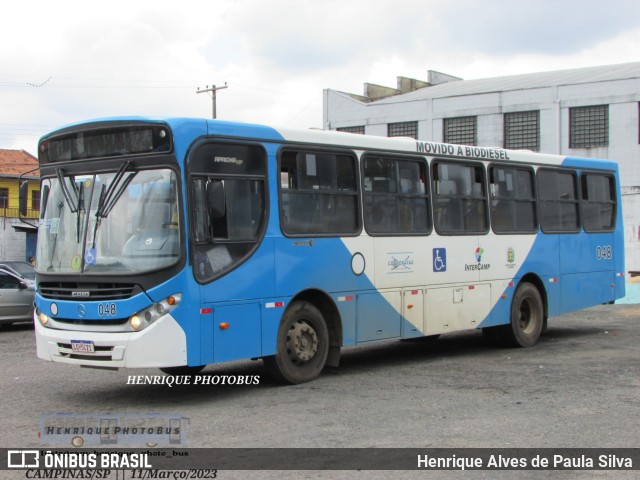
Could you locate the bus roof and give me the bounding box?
[41,116,619,171]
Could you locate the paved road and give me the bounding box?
[1,304,639,479]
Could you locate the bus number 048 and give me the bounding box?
[596,245,612,260]
[98,303,117,316]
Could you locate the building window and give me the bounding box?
[0,188,8,210]
[569,105,608,148]
[31,190,40,211]
[443,116,477,146]
[504,111,540,151]
[388,121,418,139]
[337,126,365,135]
[362,155,430,235]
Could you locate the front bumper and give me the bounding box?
[34,313,187,368]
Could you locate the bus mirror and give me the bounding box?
[207,180,226,218]
[18,181,28,216]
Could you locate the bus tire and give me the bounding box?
[501,282,544,348]
[264,301,329,384]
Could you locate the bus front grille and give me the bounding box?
[39,282,141,301]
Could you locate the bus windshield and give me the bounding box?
[37,168,180,275]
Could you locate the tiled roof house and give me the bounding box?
[0,149,40,217]
[0,149,39,261]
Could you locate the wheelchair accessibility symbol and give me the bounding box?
[433,248,447,272]
[85,247,97,265]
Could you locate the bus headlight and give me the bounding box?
[128,294,181,331]
[130,315,142,330]
[36,308,49,326]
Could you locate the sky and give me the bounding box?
[2,0,640,155]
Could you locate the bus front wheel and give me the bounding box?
[264,301,329,384]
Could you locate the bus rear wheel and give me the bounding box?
[264,301,329,384]
[503,282,544,347]
[483,282,544,348]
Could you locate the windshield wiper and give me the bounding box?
[76,184,85,243]
[54,167,85,243]
[90,161,137,249]
[96,161,137,219]
[56,167,78,213]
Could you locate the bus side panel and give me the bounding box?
[197,238,276,365]
[274,235,405,345]
[485,282,512,329]
[274,236,374,296]
[561,272,614,312]
[526,233,562,316]
[481,232,560,328]
[212,302,262,363]
[559,232,615,312]
[332,292,357,346]
[356,291,401,342]
[561,156,625,302]
[199,239,277,304]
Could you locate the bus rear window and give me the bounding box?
[40,125,172,163]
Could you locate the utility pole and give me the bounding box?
[196,83,228,119]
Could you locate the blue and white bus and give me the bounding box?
[29,118,625,383]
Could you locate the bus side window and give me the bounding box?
[188,142,267,282]
[280,149,359,236]
[581,173,616,232]
[489,166,537,233]
[538,169,580,233]
[433,161,487,235]
[363,155,430,235]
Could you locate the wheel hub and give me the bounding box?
[519,299,534,333]
[287,319,318,363]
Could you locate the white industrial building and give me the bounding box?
[323,62,640,273]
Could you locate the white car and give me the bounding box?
[0,266,35,326]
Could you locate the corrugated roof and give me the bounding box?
[344,62,640,104]
[0,149,39,177]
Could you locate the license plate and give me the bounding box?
[71,340,95,353]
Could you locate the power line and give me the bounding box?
[26,77,51,88]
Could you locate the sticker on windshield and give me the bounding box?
[85,247,97,265]
[71,255,82,271]
[40,218,60,234]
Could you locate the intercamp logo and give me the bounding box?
[7,450,39,468]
